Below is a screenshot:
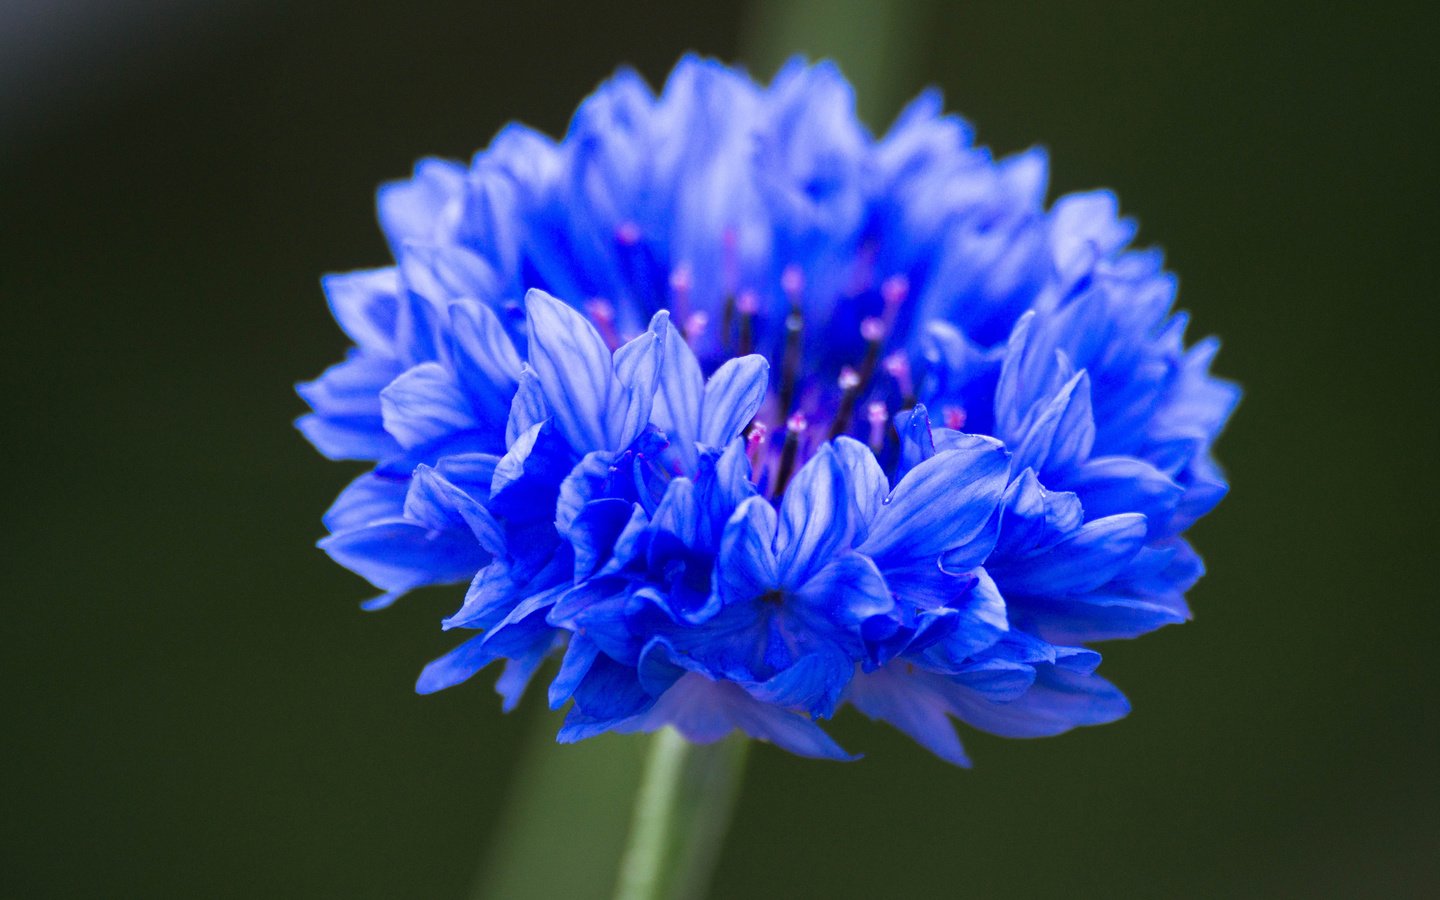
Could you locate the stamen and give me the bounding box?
[615,221,642,246]
[883,352,916,407]
[827,318,887,439]
[722,228,739,295]
[866,401,889,452]
[745,421,768,479]
[881,274,909,309]
[683,311,709,344]
[721,294,736,352]
[881,274,909,332]
[777,308,804,420]
[772,413,807,498]
[781,264,804,301]
[736,290,760,356]
[669,263,693,323]
[585,298,621,350]
[849,240,878,295]
[943,405,968,430]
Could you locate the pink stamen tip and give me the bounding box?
[860,317,887,343]
[786,412,808,434]
[585,298,615,322]
[881,274,910,307]
[866,401,888,426]
[616,221,642,245]
[882,352,910,379]
[683,311,709,338]
[746,422,768,445]
[736,289,761,316]
[781,265,804,298]
[943,406,968,430]
[838,366,861,391]
[669,263,693,294]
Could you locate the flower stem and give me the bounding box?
[612,729,749,900]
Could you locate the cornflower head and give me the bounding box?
[298,56,1237,762]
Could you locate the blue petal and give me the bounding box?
[1011,369,1095,478]
[379,362,477,450]
[716,496,779,605]
[652,318,705,467]
[405,466,502,550]
[949,664,1131,739]
[320,518,485,596]
[831,436,886,537]
[549,634,601,709]
[322,268,401,352]
[415,634,495,695]
[295,412,400,462]
[567,498,635,580]
[994,512,1148,595]
[792,552,894,625]
[662,673,857,760]
[774,445,853,587]
[847,665,971,766]
[296,350,401,420]
[523,288,614,452]
[322,473,408,532]
[739,649,853,718]
[505,367,550,447]
[699,355,770,447]
[1013,591,1189,644]
[433,452,502,498]
[859,441,1009,564]
[490,421,575,522]
[608,311,668,449]
[447,299,521,422]
[571,652,654,720]
[994,468,1084,559]
[377,158,465,252]
[693,440,759,544]
[1070,454,1184,532]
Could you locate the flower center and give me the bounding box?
[759,589,786,607]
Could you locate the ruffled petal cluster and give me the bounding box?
[298,56,1237,763]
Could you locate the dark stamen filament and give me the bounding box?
[736,290,759,357]
[721,294,736,352]
[772,413,807,498]
[827,316,886,439]
[883,352,916,408]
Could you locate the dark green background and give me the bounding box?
[4,1,1435,897]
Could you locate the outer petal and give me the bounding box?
[859,442,1009,563]
[652,318,705,467]
[950,664,1131,739]
[716,496,779,605]
[699,355,770,447]
[524,288,613,452]
[847,665,971,766]
[379,362,476,450]
[774,445,853,587]
[831,435,886,538]
[994,513,1148,595]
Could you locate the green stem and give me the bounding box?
[613,729,750,900]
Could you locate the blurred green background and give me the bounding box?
[3,1,1436,897]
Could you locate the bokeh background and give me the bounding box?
[4,1,1436,897]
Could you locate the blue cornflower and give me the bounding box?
[298,56,1237,763]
